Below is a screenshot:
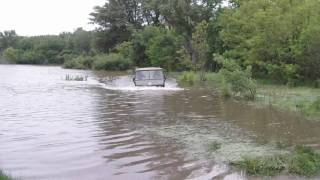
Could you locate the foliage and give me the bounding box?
[218,55,257,100]
[192,21,210,71]
[288,146,320,176]
[146,30,183,71]
[2,47,21,63]
[178,71,197,85]
[0,30,19,52]
[232,145,320,177]
[219,0,320,82]
[92,53,131,71]
[232,155,286,176]
[63,55,95,69]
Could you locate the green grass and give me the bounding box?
[231,145,320,177]
[0,171,12,180]
[231,155,286,176]
[256,84,320,119]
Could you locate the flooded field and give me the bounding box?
[0,65,319,180]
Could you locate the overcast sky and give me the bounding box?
[0,0,106,36]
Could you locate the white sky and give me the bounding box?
[0,0,106,36]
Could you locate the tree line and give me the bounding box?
[1,0,319,83]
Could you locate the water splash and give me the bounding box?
[97,75,184,91]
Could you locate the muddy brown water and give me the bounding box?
[0,65,319,180]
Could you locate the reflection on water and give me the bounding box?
[0,65,319,180]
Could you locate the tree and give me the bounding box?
[192,21,209,73]
[0,30,19,52]
[146,29,183,71]
[218,0,320,81]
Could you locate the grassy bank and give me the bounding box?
[0,171,11,180]
[231,145,320,177]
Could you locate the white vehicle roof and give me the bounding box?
[135,67,163,71]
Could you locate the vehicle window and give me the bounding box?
[150,70,163,79]
[135,71,149,80]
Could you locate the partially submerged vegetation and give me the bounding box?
[65,74,88,81]
[256,84,320,119]
[207,141,222,152]
[231,146,320,177]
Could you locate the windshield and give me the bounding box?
[135,70,164,80]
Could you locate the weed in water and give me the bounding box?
[208,141,222,152]
[231,145,320,177]
[231,155,287,176]
[288,146,320,176]
[65,74,88,81]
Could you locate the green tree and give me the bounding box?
[3,47,21,63]
[146,29,182,71]
[0,30,19,52]
[192,20,210,78]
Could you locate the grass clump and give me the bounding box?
[208,141,222,152]
[288,146,320,176]
[231,155,286,176]
[231,145,320,177]
[0,170,12,180]
[178,71,197,85]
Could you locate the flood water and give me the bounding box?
[0,65,319,180]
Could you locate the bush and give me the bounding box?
[218,57,257,100]
[63,55,94,69]
[2,47,21,63]
[178,71,197,85]
[92,53,132,71]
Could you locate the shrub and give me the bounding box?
[178,71,197,85]
[92,53,132,71]
[115,41,133,59]
[63,55,94,69]
[3,47,21,63]
[218,57,257,100]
